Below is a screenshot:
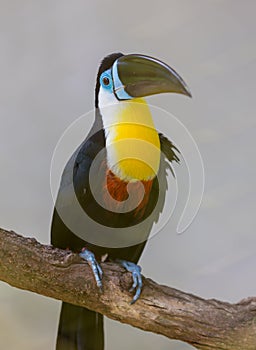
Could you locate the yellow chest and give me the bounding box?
[102,98,160,181]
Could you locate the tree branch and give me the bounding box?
[0,228,256,349]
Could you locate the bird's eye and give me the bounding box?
[102,77,110,86]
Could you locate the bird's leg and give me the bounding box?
[116,259,143,304]
[79,248,103,290]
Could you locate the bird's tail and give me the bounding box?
[56,302,104,350]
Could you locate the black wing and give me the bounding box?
[51,114,179,262]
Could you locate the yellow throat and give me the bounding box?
[102,98,160,181]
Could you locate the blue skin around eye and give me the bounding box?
[100,69,113,91]
[100,65,132,100]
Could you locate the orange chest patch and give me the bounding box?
[103,169,153,218]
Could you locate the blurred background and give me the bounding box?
[1,1,256,349]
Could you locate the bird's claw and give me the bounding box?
[117,260,142,304]
[80,248,103,290]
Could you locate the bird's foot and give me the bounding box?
[117,260,142,304]
[80,248,103,290]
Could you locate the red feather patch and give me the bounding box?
[103,169,153,218]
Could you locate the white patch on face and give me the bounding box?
[98,85,124,136]
[98,86,125,178]
[98,86,118,109]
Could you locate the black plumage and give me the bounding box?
[51,53,180,350]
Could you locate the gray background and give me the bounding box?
[1,1,256,349]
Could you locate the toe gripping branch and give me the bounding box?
[79,248,103,290]
[117,260,143,304]
[79,250,142,304]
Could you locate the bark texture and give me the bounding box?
[0,227,256,350]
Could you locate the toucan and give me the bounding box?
[51,52,191,350]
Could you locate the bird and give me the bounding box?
[51,52,191,350]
